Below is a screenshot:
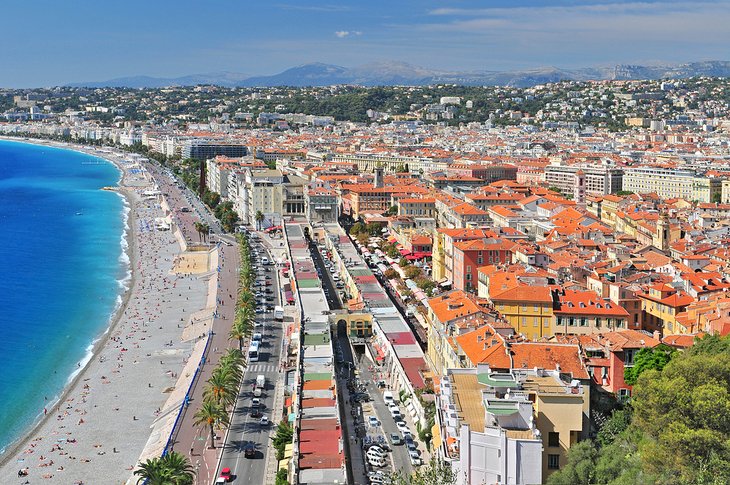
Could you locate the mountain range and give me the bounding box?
[68,60,730,89]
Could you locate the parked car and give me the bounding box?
[366,445,386,457]
[396,420,410,434]
[368,416,379,427]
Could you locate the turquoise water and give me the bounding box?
[0,140,128,453]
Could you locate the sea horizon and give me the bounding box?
[0,140,129,454]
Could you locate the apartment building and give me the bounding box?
[436,365,589,484]
[446,163,518,183]
[305,187,339,223]
[181,139,248,159]
[436,369,542,485]
[552,289,630,335]
[545,163,623,195]
[397,197,436,218]
[452,239,514,293]
[491,286,554,340]
[637,283,694,335]
[331,152,448,174]
[622,167,722,202]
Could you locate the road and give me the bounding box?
[146,163,241,484]
[309,232,415,480]
[307,238,342,310]
[217,234,283,485]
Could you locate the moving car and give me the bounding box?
[244,444,256,458]
[260,415,269,426]
[219,467,233,482]
[368,416,379,427]
[389,433,403,446]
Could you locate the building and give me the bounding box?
[637,283,695,335]
[305,187,339,223]
[623,167,722,202]
[545,163,623,195]
[452,239,514,293]
[332,152,448,174]
[447,164,518,183]
[436,368,542,485]
[491,286,554,340]
[182,139,248,159]
[426,290,490,375]
[552,289,630,335]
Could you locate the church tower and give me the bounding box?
[573,169,586,205]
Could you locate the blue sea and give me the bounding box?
[0,140,128,453]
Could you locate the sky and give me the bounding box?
[1,0,729,87]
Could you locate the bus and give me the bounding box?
[248,341,260,362]
[274,305,284,321]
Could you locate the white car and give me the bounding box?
[396,420,410,434]
[260,416,269,426]
[367,445,386,457]
[368,416,379,427]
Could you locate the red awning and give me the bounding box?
[399,248,411,256]
[412,251,431,259]
[387,236,398,243]
[265,225,282,232]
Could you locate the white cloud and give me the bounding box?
[335,30,362,38]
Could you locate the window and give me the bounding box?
[548,454,560,469]
[624,348,637,366]
[548,432,560,447]
[580,318,587,327]
[533,317,538,327]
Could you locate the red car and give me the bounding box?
[219,467,233,482]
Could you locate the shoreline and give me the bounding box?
[0,137,141,467]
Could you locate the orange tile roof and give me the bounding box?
[427,290,487,324]
[491,285,553,303]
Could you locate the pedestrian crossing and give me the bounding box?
[247,364,277,373]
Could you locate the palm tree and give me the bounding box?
[134,451,193,485]
[193,400,230,449]
[229,321,248,352]
[255,211,264,230]
[203,367,238,409]
[220,348,245,371]
[134,457,169,485]
[193,221,203,242]
[200,223,210,243]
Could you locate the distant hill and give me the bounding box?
[69,60,730,89]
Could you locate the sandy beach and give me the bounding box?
[0,140,214,484]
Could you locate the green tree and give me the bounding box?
[349,221,366,235]
[193,400,230,449]
[623,344,676,386]
[546,440,597,485]
[275,469,289,485]
[134,451,194,485]
[229,319,250,352]
[389,458,457,485]
[255,210,265,230]
[399,257,410,267]
[203,366,239,409]
[272,420,294,460]
[404,266,422,279]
